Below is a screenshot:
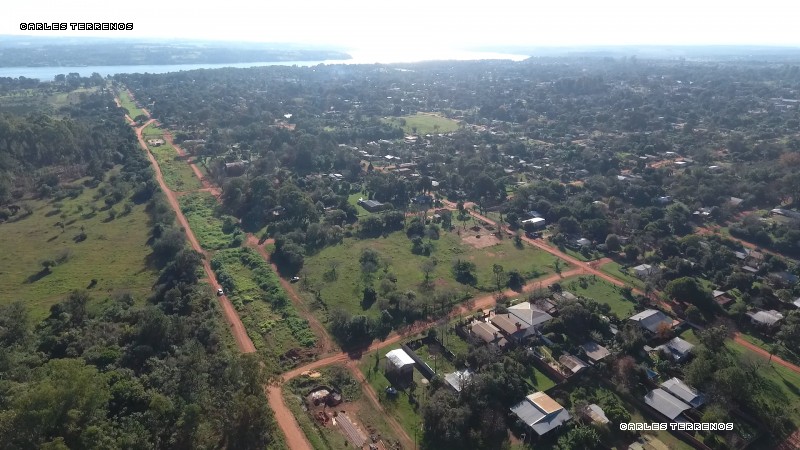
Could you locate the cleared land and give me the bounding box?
[284,368,402,450]
[382,112,460,135]
[300,228,565,319]
[0,175,157,320]
[143,124,202,192]
[117,89,146,118]
[559,274,637,318]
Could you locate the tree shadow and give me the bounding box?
[25,268,52,284]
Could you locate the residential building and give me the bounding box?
[469,321,507,348]
[643,388,691,421]
[628,309,675,334]
[490,303,552,342]
[583,404,610,424]
[521,217,546,229]
[660,378,705,408]
[581,341,611,364]
[632,264,656,278]
[444,369,473,393]
[655,337,694,362]
[510,392,572,436]
[559,354,589,375]
[747,309,784,328]
[358,198,386,213]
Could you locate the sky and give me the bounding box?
[5,0,800,52]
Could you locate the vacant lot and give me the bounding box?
[560,274,637,318]
[178,192,237,250]
[300,229,564,319]
[383,112,460,135]
[0,176,157,320]
[599,260,647,289]
[143,124,202,192]
[117,89,145,118]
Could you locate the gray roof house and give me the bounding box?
[581,341,611,363]
[644,388,691,421]
[747,309,784,327]
[444,369,473,393]
[510,392,572,436]
[661,378,705,408]
[632,264,657,278]
[490,303,553,341]
[470,321,508,348]
[656,337,694,362]
[629,309,674,334]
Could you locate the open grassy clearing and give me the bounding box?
[211,247,315,371]
[559,274,637,318]
[382,112,460,135]
[117,88,145,118]
[0,175,158,320]
[178,191,238,250]
[143,124,202,192]
[599,260,647,290]
[301,228,564,319]
[0,87,98,115]
[727,340,800,425]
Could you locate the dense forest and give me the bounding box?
[0,82,281,449]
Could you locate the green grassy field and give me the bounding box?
[117,89,146,118]
[728,340,800,426]
[143,124,202,192]
[598,260,647,290]
[178,192,236,250]
[560,274,637,318]
[382,112,460,135]
[301,229,564,319]
[0,177,158,320]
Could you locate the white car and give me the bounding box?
[291,276,301,283]
[216,288,224,296]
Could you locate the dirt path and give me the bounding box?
[265,385,313,450]
[777,429,800,450]
[161,129,220,196]
[246,234,336,356]
[132,118,256,354]
[733,332,800,374]
[347,361,415,449]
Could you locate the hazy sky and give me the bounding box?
[5,0,800,50]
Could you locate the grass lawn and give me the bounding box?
[300,228,563,320]
[523,365,558,392]
[728,340,800,425]
[382,112,460,135]
[599,260,646,290]
[143,124,202,192]
[678,328,700,345]
[0,176,158,320]
[117,89,145,118]
[560,274,637,318]
[178,192,236,250]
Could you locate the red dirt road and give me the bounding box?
[733,332,800,374]
[265,385,314,450]
[132,119,256,354]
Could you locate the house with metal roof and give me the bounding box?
[655,337,694,362]
[581,341,611,363]
[661,378,705,408]
[490,303,552,342]
[444,369,473,393]
[510,392,572,436]
[643,388,691,421]
[628,309,675,334]
[469,321,508,348]
[385,349,415,376]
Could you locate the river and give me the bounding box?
[0,49,529,81]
